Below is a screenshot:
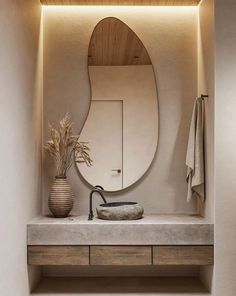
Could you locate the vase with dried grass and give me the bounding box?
[44,113,92,218]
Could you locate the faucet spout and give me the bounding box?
[88,186,107,220]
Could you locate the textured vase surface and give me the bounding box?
[48,177,74,218]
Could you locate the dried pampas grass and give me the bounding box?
[44,113,92,177]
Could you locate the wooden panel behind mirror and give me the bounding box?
[41,0,201,5]
[88,17,151,66]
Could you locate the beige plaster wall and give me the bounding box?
[214,0,236,295]
[0,1,43,295]
[43,6,198,215]
[198,0,215,292]
[198,0,215,220]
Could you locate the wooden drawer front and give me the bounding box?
[153,246,213,266]
[90,246,152,265]
[28,246,89,265]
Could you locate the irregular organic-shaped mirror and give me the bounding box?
[77,17,158,192]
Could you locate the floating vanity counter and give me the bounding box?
[27,215,214,266]
[28,214,213,245]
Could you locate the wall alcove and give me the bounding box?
[36,2,216,294]
[43,5,203,216]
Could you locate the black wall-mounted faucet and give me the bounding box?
[88,185,107,220]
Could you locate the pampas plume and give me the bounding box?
[44,113,92,177]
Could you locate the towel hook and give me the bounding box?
[201,94,208,100]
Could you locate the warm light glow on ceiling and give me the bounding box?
[42,5,198,11]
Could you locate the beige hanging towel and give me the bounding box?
[186,97,205,202]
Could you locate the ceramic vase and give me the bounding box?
[48,176,74,218]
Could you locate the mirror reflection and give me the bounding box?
[77,17,158,191]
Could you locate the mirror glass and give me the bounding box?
[76,17,158,192]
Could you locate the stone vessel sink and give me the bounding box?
[96,202,144,220]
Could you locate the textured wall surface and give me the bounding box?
[198,0,215,292]
[198,0,215,221]
[43,6,198,215]
[214,0,236,295]
[0,1,42,295]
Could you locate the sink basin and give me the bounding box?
[96,202,144,220]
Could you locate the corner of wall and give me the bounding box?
[197,0,215,222]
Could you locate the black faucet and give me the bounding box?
[88,185,107,220]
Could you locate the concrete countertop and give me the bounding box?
[27,214,214,246]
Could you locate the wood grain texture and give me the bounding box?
[28,246,89,265]
[41,0,201,5]
[28,245,214,266]
[88,17,151,66]
[153,246,214,265]
[90,246,152,265]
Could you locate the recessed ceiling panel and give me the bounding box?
[41,0,201,6]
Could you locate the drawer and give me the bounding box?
[153,246,214,265]
[90,246,152,265]
[28,246,89,265]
